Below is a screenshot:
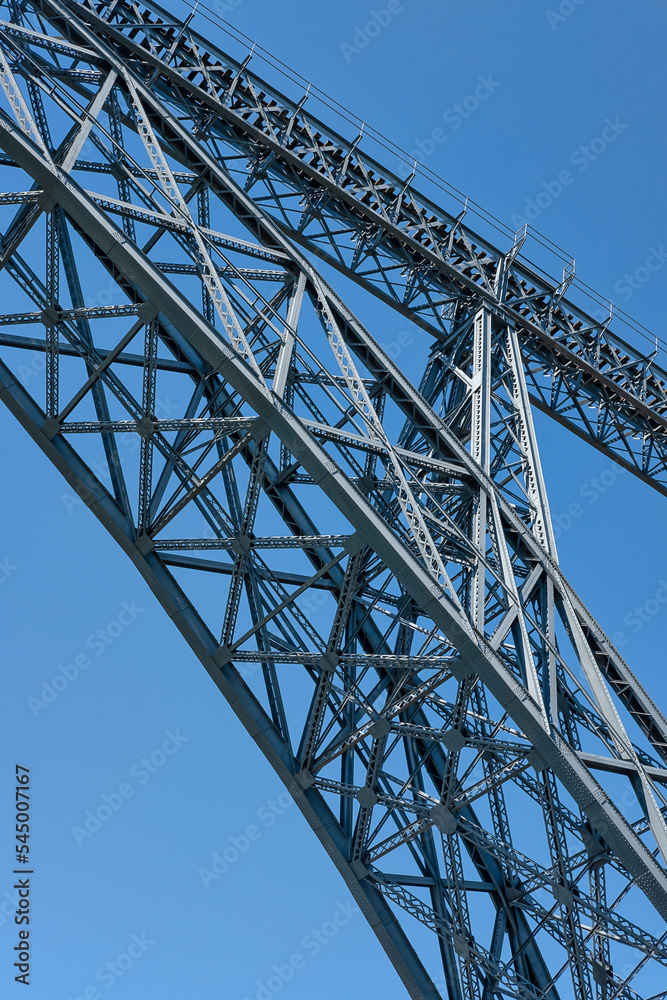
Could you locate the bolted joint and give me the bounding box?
[231,534,252,556]
[40,305,60,327]
[251,417,269,442]
[369,717,392,739]
[295,768,315,789]
[343,531,365,556]
[135,532,154,556]
[448,656,473,681]
[356,473,375,495]
[109,159,126,182]
[319,651,339,672]
[552,882,574,908]
[396,593,413,618]
[37,191,57,213]
[356,785,378,809]
[577,821,608,864]
[138,300,158,324]
[526,749,546,773]
[452,934,470,960]
[213,645,234,668]
[591,960,612,987]
[431,804,458,835]
[350,859,369,880]
[41,416,61,440]
[442,728,466,753]
[136,416,156,438]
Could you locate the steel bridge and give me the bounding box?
[1,2,667,997]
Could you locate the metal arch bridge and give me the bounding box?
[1,2,667,997]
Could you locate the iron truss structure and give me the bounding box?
[2,1,667,997]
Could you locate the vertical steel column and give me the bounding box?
[45,207,59,418]
[138,317,158,536]
[470,305,492,630]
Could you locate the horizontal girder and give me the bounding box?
[13,0,667,494]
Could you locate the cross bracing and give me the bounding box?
[1,2,667,997]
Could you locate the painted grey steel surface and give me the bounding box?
[1,2,667,997]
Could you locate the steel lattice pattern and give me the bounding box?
[1,2,667,998]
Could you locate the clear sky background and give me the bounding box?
[1,1,667,998]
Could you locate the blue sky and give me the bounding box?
[1,1,667,998]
